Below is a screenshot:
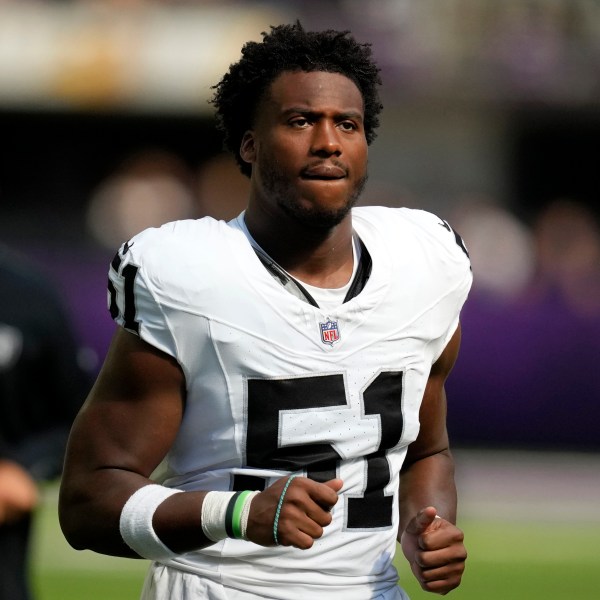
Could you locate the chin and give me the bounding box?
[280,199,354,230]
[265,169,367,230]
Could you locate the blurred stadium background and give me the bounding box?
[1,0,598,598]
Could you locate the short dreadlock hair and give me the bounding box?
[211,22,383,177]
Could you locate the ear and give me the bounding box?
[240,130,256,164]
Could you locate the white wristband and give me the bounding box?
[201,491,236,542]
[119,484,182,560]
[240,490,260,540]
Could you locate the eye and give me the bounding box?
[338,121,358,132]
[290,117,311,129]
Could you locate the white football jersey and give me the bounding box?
[108,206,472,599]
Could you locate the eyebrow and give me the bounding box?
[282,107,364,122]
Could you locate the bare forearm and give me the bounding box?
[398,449,457,537]
[59,468,155,557]
[59,471,342,558]
[59,469,219,558]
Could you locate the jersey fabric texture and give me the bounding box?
[108,206,472,600]
[140,562,409,600]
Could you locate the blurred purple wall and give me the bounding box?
[448,290,600,450]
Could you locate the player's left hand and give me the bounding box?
[400,506,466,595]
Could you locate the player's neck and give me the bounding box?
[244,209,355,289]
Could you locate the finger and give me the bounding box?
[277,521,317,550]
[304,499,335,527]
[293,530,317,550]
[306,479,342,511]
[275,502,324,548]
[421,576,462,596]
[419,523,465,552]
[411,557,464,595]
[419,562,465,595]
[414,544,467,569]
[274,481,327,529]
[405,506,438,536]
[284,485,336,528]
[323,478,344,493]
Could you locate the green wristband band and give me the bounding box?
[224,492,243,539]
[231,490,253,539]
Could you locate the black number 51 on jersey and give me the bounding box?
[108,243,140,334]
[239,372,404,530]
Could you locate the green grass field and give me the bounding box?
[31,474,599,600]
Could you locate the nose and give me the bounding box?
[310,121,342,157]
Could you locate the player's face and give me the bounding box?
[241,70,368,230]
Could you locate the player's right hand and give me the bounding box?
[246,475,343,549]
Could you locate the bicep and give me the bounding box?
[405,324,462,463]
[64,327,186,480]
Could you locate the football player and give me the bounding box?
[59,22,470,599]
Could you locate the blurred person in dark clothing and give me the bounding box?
[0,245,89,600]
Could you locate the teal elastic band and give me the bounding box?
[273,474,298,545]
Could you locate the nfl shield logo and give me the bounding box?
[319,319,340,346]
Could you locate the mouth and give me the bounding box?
[300,164,347,181]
